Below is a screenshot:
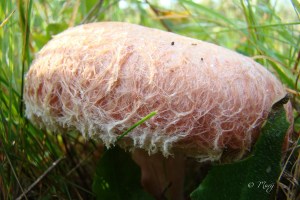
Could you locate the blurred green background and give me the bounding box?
[0,0,299,199]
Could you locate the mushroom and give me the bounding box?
[24,22,293,199]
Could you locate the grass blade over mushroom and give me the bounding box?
[116,111,157,142]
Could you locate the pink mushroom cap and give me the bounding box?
[24,22,293,162]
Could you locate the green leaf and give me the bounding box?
[92,147,153,200]
[190,95,290,200]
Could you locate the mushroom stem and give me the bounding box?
[132,149,185,200]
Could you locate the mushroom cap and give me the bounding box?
[24,22,293,161]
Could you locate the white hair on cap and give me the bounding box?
[24,22,293,162]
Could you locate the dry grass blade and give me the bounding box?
[16,157,65,200]
[277,138,300,200]
[0,9,15,28]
